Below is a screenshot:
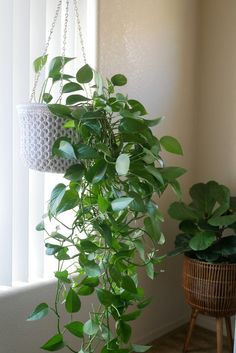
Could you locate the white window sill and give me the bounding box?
[0,277,56,298]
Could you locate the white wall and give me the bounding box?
[0,282,57,353]
[98,0,199,342]
[0,281,96,353]
[195,0,236,333]
[196,0,236,190]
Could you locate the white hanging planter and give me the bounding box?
[17,103,76,173]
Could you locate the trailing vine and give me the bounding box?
[28,56,185,353]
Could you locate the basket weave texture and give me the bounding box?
[17,103,75,173]
[183,255,236,317]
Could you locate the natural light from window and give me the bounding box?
[0,0,97,289]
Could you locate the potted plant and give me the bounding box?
[17,0,87,174]
[17,55,79,173]
[168,180,236,352]
[27,59,186,352]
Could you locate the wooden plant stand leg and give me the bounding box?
[183,309,198,353]
[225,316,233,353]
[216,317,223,353]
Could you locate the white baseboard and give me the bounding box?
[197,315,217,333]
[133,314,189,344]
[197,315,235,337]
[133,314,235,346]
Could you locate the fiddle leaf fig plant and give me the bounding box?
[29,56,185,353]
[168,180,236,263]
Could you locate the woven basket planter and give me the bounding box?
[183,255,236,317]
[17,103,76,173]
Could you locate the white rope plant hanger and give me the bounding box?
[17,0,87,173]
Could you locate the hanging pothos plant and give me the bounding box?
[28,55,186,353]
